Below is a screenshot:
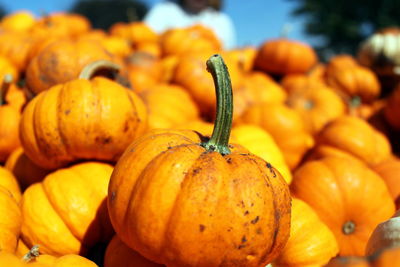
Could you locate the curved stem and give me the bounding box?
[22,245,40,262]
[0,74,13,106]
[201,54,233,155]
[79,60,121,80]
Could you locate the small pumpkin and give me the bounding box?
[372,157,400,207]
[108,54,291,267]
[20,61,147,170]
[308,115,392,167]
[104,236,163,267]
[109,21,159,46]
[0,11,36,32]
[291,156,395,256]
[254,38,318,76]
[20,162,115,256]
[272,198,339,267]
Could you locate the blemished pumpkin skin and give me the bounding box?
[285,81,346,135]
[372,157,400,207]
[254,38,318,76]
[5,147,50,190]
[160,24,222,57]
[139,84,200,130]
[104,236,163,267]
[108,55,291,267]
[21,162,115,256]
[233,71,287,120]
[236,102,314,170]
[0,184,22,253]
[174,121,293,184]
[19,76,147,170]
[325,65,381,104]
[25,39,114,94]
[272,198,339,267]
[291,156,395,256]
[308,115,392,167]
[384,85,400,131]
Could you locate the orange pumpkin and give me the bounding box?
[25,39,114,94]
[309,115,392,167]
[108,55,291,267]
[273,198,339,266]
[104,236,163,267]
[139,84,199,130]
[221,46,257,73]
[20,162,114,256]
[0,11,36,32]
[5,147,50,190]
[372,157,400,207]
[20,72,147,170]
[237,102,314,170]
[254,38,318,76]
[0,167,21,253]
[109,21,159,46]
[291,156,395,256]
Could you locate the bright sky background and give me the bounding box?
[0,0,312,48]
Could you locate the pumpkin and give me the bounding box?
[0,75,22,162]
[139,84,199,130]
[237,102,314,170]
[285,78,346,135]
[291,156,395,256]
[0,11,36,32]
[325,64,381,103]
[109,22,159,46]
[281,73,327,94]
[372,157,400,207]
[108,54,291,267]
[5,147,50,190]
[135,41,162,58]
[21,162,114,256]
[0,245,98,266]
[25,39,114,94]
[383,85,400,131]
[104,236,163,267]
[366,210,400,257]
[220,46,257,73]
[272,198,339,267]
[308,115,392,167]
[20,62,147,170]
[0,167,21,253]
[160,24,222,57]
[254,38,318,76]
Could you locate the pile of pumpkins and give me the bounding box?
[1,9,400,267]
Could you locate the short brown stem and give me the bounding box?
[0,74,13,106]
[342,221,356,235]
[79,60,121,80]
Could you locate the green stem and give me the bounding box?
[201,54,233,155]
[0,74,13,106]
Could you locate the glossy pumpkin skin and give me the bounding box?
[273,198,339,267]
[104,235,163,267]
[20,77,147,170]
[254,38,318,76]
[139,84,199,130]
[291,156,395,256]
[384,86,400,130]
[25,39,114,94]
[372,157,400,206]
[20,162,114,256]
[108,129,291,267]
[237,102,314,170]
[5,147,50,190]
[310,116,391,167]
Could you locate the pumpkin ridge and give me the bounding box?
[55,85,73,160]
[123,88,142,142]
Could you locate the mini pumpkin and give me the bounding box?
[108,54,291,267]
[372,157,400,207]
[20,162,115,256]
[291,156,395,256]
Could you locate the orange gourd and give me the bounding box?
[273,198,339,266]
[20,162,114,256]
[20,63,147,170]
[291,156,395,256]
[108,55,291,267]
[254,38,318,76]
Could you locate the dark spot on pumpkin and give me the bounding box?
[238,244,246,249]
[123,122,130,132]
[256,228,263,235]
[266,162,277,177]
[238,200,245,208]
[251,203,254,207]
[199,224,206,232]
[226,157,232,164]
[110,191,116,201]
[228,144,234,148]
[251,216,259,224]
[244,210,249,216]
[167,146,172,149]
[193,168,201,174]
[241,236,247,243]
[129,148,135,152]
[95,136,112,144]
[64,109,71,115]
[227,227,232,232]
